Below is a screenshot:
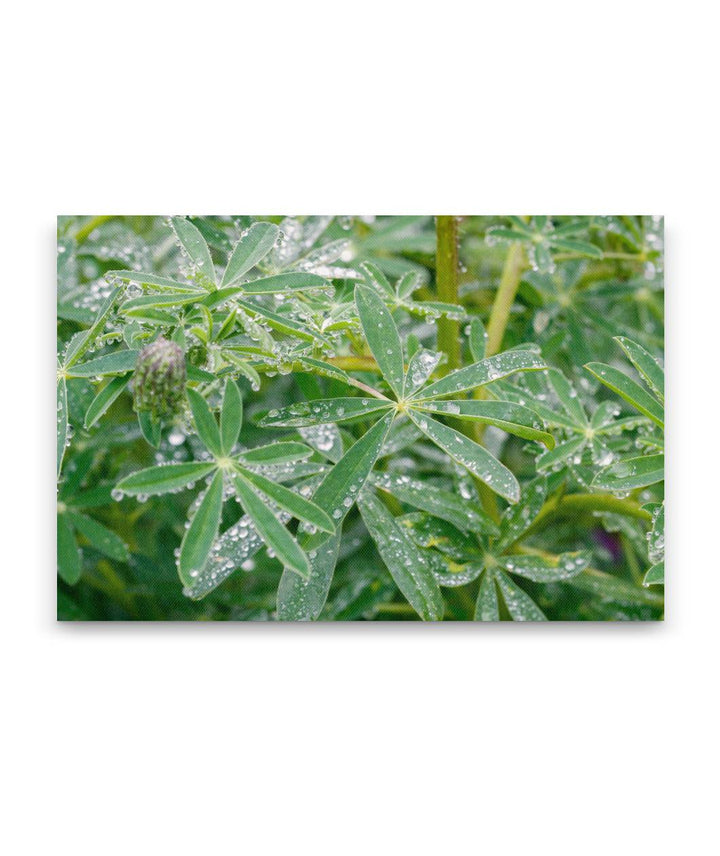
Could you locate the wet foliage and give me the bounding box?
[57,215,664,620]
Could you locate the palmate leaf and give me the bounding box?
[547,368,588,427]
[584,362,664,428]
[354,284,405,397]
[63,289,120,368]
[414,400,555,449]
[57,372,68,478]
[498,551,590,582]
[615,336,664,402]
[275,412,395,620]
[220,379,242,455]
[592,454,664,491]
[357,491,444,621]
[170,216,216,287]
[117,462,217,496]
[235,468,334,535]
[260,397,392,428]
[474,570,499,621]
[495,476,548,550]
[137,411,162,448]
[109,270,205,293]
[372,472,499,535]
[407,410,520,503]
[186,387,222,457]
[221,222,280,287]
[67,511,130,563]
[413,350,546,400]
[276,531,342,621]
[233,297,332,346]
[237,442,314,465]
[494,571,547,621]
[57,513,82,585]
[84,374,131,428]
[205,272,329,304]
[178,470,224,586]
[67,349,139,377]
[536,436,586,471]
[644,562,664,587]
[232,475,310,577]
[404,348,442,395]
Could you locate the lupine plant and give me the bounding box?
[57,214,664,620]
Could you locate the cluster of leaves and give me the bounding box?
[57,214,664,620]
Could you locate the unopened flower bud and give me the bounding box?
[133,337,186,417]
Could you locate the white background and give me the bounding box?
[2,1,718,854]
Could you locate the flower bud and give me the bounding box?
[132,337,186,417]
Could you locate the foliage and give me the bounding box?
[57,214,664,620]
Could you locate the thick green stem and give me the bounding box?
[435,216,461,372]
[485,241,526,356]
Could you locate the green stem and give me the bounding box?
[75,215,116,244]
[485,241,526,356]
[518,492,651,543]
[435,216,461,372]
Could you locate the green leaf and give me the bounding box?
[117,462,217,496]
[295,357,352,385]
[550,238,603,258]
[108,270,204,292]
[235,468,334,534]
[68,350,139,378]
[591,454,664,491]
[643,561,664,587]
[474,569,499,621]
[68,511,130,562]
[84,374,131,428]
[468,318,488,362]
[259,398,392,428]
[414,350,546,400]
[373,472,498,535]
[498,551,590,582]
[355,284,405,397]
[404,349,442,395]
[121,293,203,311]
[569,568,663,607]
[536,436,586,471]
[495,571,547,620]
[57,513,82,585]
[219,272,328,297]
[547,368,587,426]
[57,374,68,478]
[308,411,395,524]
[407,410,520,503]
[615,336,664,402]
[357,491,444,621]
[276,530,342,621]
[496,476,548,550]
[137,411,162,447]
[416,400,555,449]
[584,362,664,428]
[220,379,242,455]
[186,387,222,456]
[234,297,331,345]
[178,470,225,585]
[237,442,314,465]
[232,475,309,577]
[63,289,119,368]
[170,216,216,287]
[359,261,395,296]
[221,222,280,287]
